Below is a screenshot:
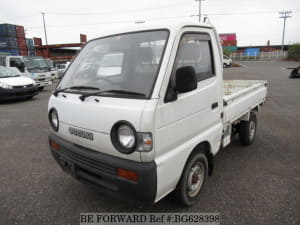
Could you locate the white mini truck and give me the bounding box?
[48,21,267,206]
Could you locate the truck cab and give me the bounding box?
[45,58,58,80]
[0,55,52,89]
[48,21,267,206]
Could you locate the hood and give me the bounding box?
[0,76,35,86]
[48,93,147,161]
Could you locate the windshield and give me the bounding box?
[45,59,54,68]
[24,57,49,71]
[58,30,169,98]
[0,66,21,77]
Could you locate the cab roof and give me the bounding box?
[91,20,214,40]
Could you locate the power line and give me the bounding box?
[27,14,193,30]
[24,9,299,31]
[279,11,292,52]
[0,13,37,22]
[45,1,187,16]
[208,9,297,16]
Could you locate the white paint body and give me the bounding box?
[50,69,59,80]
[223,55,232,67]
[0,74,36,87]
[48,21,267,202]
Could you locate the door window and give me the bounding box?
[9,57,23,68]
[174,34,214,82]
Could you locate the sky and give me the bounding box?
[0,0,299,46]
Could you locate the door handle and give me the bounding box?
[211,102,218,109]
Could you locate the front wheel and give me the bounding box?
[239,112,257,145]
[173,153,208,206]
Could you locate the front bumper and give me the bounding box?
[0,85,39,101]
[36,80,52,87]
[49,134,157,204]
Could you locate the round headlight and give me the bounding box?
[111,122,137,154]
[49,108,59,131]
[118,125,135,148]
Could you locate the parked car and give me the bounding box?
[56,64,66,78]
[45,59,58,80]
[48,21,267,206]
[0,66,38,101]
[223,55,232,67]
[0,55,52,90]
[289,66,300,78]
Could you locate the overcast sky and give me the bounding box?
[0,0,299,46]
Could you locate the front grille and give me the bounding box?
[13,84,34,89]
[60,146,117,176]
[38,78,45,81]
[16,91,34,96]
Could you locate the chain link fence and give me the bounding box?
[230,51,287,61]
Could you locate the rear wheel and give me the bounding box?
[239,113,257,145]
[173,152,208,206]
[39,86,44,91]
[223,63,227,68]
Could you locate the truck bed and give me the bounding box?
[223,80,267,124]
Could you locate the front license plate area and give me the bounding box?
[59,157,76,177]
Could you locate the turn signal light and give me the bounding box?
[117,168,138,182]
[50,141,60,151]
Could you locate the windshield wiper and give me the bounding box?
[79,89,146,101]
[28,66,40,70]
[53,86,100,97]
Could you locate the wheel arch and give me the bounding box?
[186,141,214,176]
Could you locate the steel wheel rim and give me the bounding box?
[249,120,256,140]
[187,162,204,197]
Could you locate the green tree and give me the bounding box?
[223,47,230,57]
[287,44,300,61]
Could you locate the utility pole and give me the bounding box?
[195,0,205,22]
[42,12,48,45]
[279,11,292,52]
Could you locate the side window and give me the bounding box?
[174,34,214,81]
[9,58,22,68]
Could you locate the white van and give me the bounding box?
[48,21,267,206]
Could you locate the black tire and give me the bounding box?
[39,86,44,91]
[223,63,227,68]
[239,112,257,146]
[173,152,208,206]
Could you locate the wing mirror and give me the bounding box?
[175,66,197,93]
[19,62,25,73]
[164,66,197,103]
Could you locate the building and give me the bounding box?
[34,34,87,63]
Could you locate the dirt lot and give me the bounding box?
[0,61,299,225]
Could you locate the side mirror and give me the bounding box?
[176,66,197,93]
[19,62,25,73]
